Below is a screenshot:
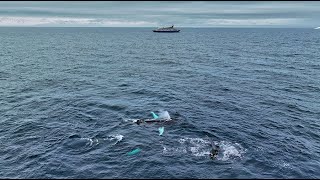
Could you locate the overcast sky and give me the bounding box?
[0,1,319,27]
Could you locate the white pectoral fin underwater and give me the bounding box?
[159,127,164,136]
[127,148,141,156]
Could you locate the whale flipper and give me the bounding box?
[127,148,141,155]
[151,112,159,119]
[159,127,164,136]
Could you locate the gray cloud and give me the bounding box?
[0,1,319,27]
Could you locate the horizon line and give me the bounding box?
[0,26,314,28]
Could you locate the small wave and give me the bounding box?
[98,104,127,111]
[119,83,129,87]
[273,160,293,170]
[155,60,180,65]
[0,71,11,80]
[131,88,150,95]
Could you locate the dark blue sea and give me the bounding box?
[0,27,320,178]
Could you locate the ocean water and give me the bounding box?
[0,27,320,178]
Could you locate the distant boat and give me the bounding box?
[315,27,320,29]
[153,25,180,33]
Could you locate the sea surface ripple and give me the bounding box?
[0,27,320,178]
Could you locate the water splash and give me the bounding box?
[162,137,246,160]
[109,134,124,145]
[123,118,139,123]
[275,160,293,170]
[163,137,210,157]
[157,110,171,120]
[103,134,124,145]
[162,146,187,156]
[217,141,246,161]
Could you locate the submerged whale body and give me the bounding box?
[133,111,172,125]
[69,134,81,139]
[135,118,172,125]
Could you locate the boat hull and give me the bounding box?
[153,30,180,33]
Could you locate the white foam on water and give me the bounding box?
[275,160,292,170]
[282,162,290,168]
[104,134,124,145]
[178,138,186,144]
[187,138,211,157]
[162,146,187,155]
[123,118,139,123]
[179,137,210,144]
[80,138,99,146]
[80,136,122,145]
[217,141,246,161]
[189,137,210,145]
[172,137,212,157]
[164,137,246,160]
[190,146,211,157]
[112,134,124,144]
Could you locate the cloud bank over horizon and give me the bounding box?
[0,1,319,27]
